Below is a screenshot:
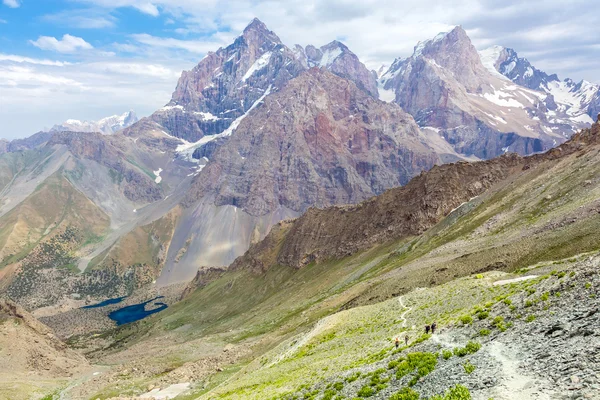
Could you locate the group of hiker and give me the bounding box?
[394,321,437,349]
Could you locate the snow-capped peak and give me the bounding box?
[50,111,138,135]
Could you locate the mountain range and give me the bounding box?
[0,18,598,309]
[1,17,600,400]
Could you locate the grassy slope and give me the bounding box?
[0,170,110,271]
[88,206,181,272]
[80,145,600,399]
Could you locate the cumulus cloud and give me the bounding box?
[2,0,19,8]
[30,34,94,53]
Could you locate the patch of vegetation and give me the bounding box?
[394,352,438,386]
[442,349,453,360]
[389,387,420,400]
[463,360,476,374]
[357,385,376,397]
[479,329,491,337]
[453,341,481,357]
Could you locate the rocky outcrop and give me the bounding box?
[183,68,440,216]
[232,153,522,270]
[0,298,88,378]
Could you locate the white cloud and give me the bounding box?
[30,34,94,53]
[0,65,84,88]
[130,33,229,53]
[2,0,20,8]
[77,0,160,16]
[0,53,71,66]
[42,10,117,29]
[89,61,180,79]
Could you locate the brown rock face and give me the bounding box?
[301,41,379,98]
[380,26,566,159]
[183,68,440,216]
[231,119,600,271]
[48,132,161,203]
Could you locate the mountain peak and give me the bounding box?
[239,17,282,48]
[243,17,269,33]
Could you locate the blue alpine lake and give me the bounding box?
[108,296,168,326]
[81,296,126,309]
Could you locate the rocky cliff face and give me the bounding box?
[232,118,600,271]
[48,131,162,203]
[183,68,439,216]
[379,27,573,159]
[149,18,306,142]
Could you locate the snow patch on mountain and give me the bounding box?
[153,168,163,184]
[175,85,273,162]
[479,46,508,79]
[242,52,272,82]
[318,47,342,67]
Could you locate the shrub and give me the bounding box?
[322,389,336,400]
[525,300,533,308]
[357,385,376,397]
[459,315,473,325]
[556,271,566,278]
[388,360,399,369]
[444,384,472,400]
[585,282,592,289]
[503,298,512,306]
[442,349,453,360]
[525,315,536,323]
[540,292,549,301]
[395,352,438,383]
[333,382,344,391]
[346,372,361,382]
[463,360,476,374]
[476,311,489,320]
[479,329,491,336]
[454,341,481,357]
[389,387,420,400]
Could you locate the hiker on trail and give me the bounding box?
[431,322,437,334]
[404,334,409,346]
[425,325,430,334]
[395,337,400,349]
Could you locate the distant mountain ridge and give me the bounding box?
[50,110,138,135]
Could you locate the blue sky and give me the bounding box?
[0,0,599,138]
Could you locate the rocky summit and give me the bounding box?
[0,14,599,400]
